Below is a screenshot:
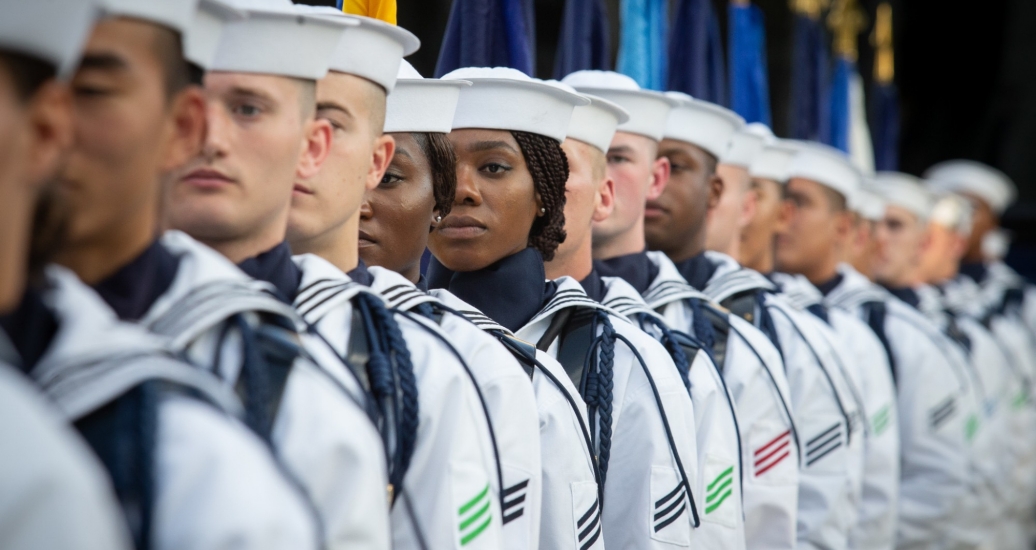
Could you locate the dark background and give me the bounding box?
[312,0,1036,277]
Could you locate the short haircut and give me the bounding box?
[702,150,718,177]
[822,185,848,212]
[150,26,190,99]
[364,79,386,136]
[295,77,316,118]
[410,131,456,219]
[0,50,56,102]
[586,142,607,185]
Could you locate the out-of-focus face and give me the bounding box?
[775,178,844,276]
[358,132,436,282]
[740,177,783,270]
[57,18,183,249]
[169,72,311,249]
[646,138,716,258]
[288,72,386,247]
[596,131,665,245]
[706,163,752,254]
[873,204,925,286]
[961,192,995,262]
[428,129,541,272]
[846,216,879,280]
[555,138,610,265]
[918,222,966,283]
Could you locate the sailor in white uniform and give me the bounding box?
[423,67,604,550]
[341,62,543,550]
[774,144,983,550]
[868,173,1007,545]
[550,77,744,550]
[704,126,866,550]
[2,3,322,548]
[563,70,796,550]
[917,191,1036,550]
[740,138,899,550]
[0,4,131,547]
[48,3,392,547]
[535,82,703,549]
[283,42,511,549]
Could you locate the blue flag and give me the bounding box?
[828,56,851,152]
[728,2,771,125]
[870,82,900,170]
[668,0,725,104]
[617,0,668,90]
[789,13,829,142]
[435,0,535,77]
[554,0,611,78]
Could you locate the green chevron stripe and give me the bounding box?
[965,414,980,442]
[458,484,490,515]
[461,515,493,546]
[705,489,732,514]
[707,478,733,503]
[458,483,492,545]
[872,406,891,436]
[460,500,490,531]
[707,466,734,492]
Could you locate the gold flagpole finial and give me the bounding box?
[827,0,866,61]
[789,0,830,20]
[871,2,895,83]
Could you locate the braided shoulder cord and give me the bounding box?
[636,313,692,393]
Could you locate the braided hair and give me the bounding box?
[510,130,568,262]
[410,132,457,220]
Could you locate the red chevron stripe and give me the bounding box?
[754,429,791,456]
[755,451,790,476]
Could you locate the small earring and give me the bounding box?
[435,215,442,223]
[540,207,546,214]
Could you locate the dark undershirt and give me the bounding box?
[427,247,557,333]
[92,240,181,321]
[959,262,988,284]
[0,289,58,373]
[593,250,660,295]
[578,268,608,303]
[347,259,374,287]
[815,274,844,296]
[883,285,920,309]
[237,242,303,303]
[673,253,719,290]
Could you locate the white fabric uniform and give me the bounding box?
[824,264,984,550]
[643,251,800,550]
[25,267,319,550]
[131,231,390,550]
[428,288,601,550]
[0,360,132,550]
[702,253,864,550]
[512,277,700,549]
[363,266,543,550]
[292,255,503,550]
[771,273,900,550]
[600,275,747,550]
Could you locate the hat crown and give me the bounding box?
[871,171,934,220]
[923,159,1016,214]
[787,142,862,205]
[663,98,744,158]
[561,70,642,91]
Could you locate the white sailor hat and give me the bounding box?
[929,193,973,235]
[722,122,771,167]
[384,62,468,134]
[749,140,797,183]
[209,0,354,81]
[550,82,629,153]
[0,0,100,79]
[854,185,887,221]
[184,0,244,69]
[561,70,674,141]
[99,0,199,36]
[923,160,1016,215]
[786,141,861,206]
[870,171,935,221]
[295,7,419,92]
[443,67,588,143]
[661,92,744,159]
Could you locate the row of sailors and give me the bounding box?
[1,0,1035,549]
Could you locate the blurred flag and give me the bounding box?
[554,0,611,78]
[339,0,396,24]
[617,0,668,90]
[870,2,899,171]
[828,0,873,171]
[789,1,829,142]
[435,0,535,77]
[728,1,771,125]
[668,0,725,103]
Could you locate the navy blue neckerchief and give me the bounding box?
[593,250,660,295]
[767,272,830,323]
[883,285,920,309]
[959,262,988,284]
[414,274,429,292]
[427,248,557,333]
[93,239,180,321]
[237,241,302,303]
[346,259,374,286]
[0,288,58,373]
[674,253,719,291]
[579,268,608,303]
[815,273,844,296]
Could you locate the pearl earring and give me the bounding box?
[435,215,442,223]
[540,207,546,214]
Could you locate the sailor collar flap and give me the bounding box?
[823,263,892,311]
[598,275,665,323]
[33,267,241,421]
[428,288,514,335]
[642,251,711,308]
[367,266,439,312]
[768,272,824,310]
[292,253,382,325]
[524,276,627,329]
[700,251,778,303]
